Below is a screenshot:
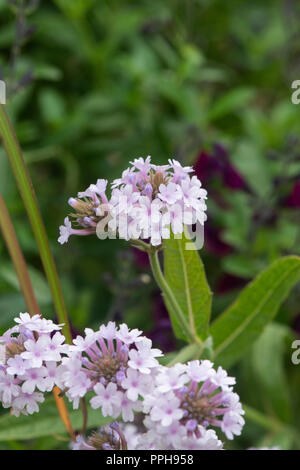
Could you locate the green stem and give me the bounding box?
[0,104,71,343]
[0,193,40,315]
[167,343,203,367]
[130,239,154,252]
[148,249,198,344]
[243,404,300,447]
[243,405,281,432]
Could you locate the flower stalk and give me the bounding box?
[0,104,71,343]
[148,247,199,345]
[0,193,40,316]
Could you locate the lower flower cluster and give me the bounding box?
[139,361,244,449]
[0,313,67,416]
[0,313,244,450]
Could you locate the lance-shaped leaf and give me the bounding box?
[164,231,212,341]
[250,323,292,423]
[211,256,300,368]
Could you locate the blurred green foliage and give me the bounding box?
[0,0,300,449]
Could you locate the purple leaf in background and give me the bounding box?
[216,273,248,294]
[194,144,246,190]
[285,180,300,208]
[204,223,233,257]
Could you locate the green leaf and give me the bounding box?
[164,231,212,341]
[0,397,111,441]
[0,261,52,306]
[208,87,255,121]
[250,323,292,423]
[211,256,300,368]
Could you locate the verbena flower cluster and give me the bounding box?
[0,313,67,416]
[59,321,163,421]
[0,314,244,449]
[58,157,207,246]
[139,361,244,449]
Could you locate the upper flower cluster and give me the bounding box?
[0,313,67,416]
[58,156,207,246]
[59,322,163,421]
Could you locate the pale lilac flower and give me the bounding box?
[15,313,63,335]
[121,368,153,401]
[156,419,187,445]
[67,370,91,401]
[130,156,152,174]
[128,338,162,374]
[221,410,245,440]
[11,391,45,416]
[186,360,214,382]
[211,366,236,390]
[21,367,48,394]
[168,159,193,178]
[33,318,63,334]
[158,182,181,205]
[21,336,50,368]
[150,391,184,427]
[88,179,108,197]
[179,178,207,210]
[119,394,143,422]
[111,168,135,189]
[58,217,72,244]
[6,356,28,376]
[43,362,61,391]
[155,363,188,393]
[70,328,99,352]
[41,332,68,362]
[165,203,184,234]
[116,324,143,345]
[180,429,223,450]
[0,370,20,404]
[122,424,140,450]
[99,321,118,341]
[91,382,122,417]
[14,313,41,330]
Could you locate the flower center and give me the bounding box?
[85,353,124,384]
[181,393,216,426]
[147,171,170,198]
[88,430,121,450]
[70,198,104,226]
[5,339,26,361]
